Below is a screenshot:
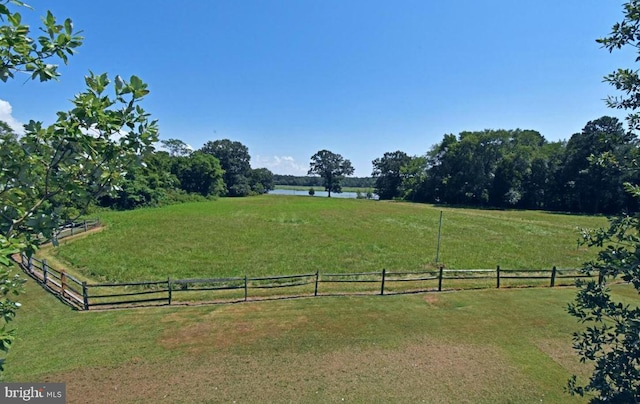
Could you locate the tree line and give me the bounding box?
[96,138,276,210]
[97,141,377,208]
[371,116,639,214]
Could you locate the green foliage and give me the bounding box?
[374,123,636,214]
[0,267,24,373]
[308,150,355,197]
[200,139,252,197]
[161,138,192,157]
[0,0,83,82]
[99,146,229,209]
[567,191,640,401]
[425,129,554,207]
[598,0,640,134]
[567,3,640,400]
[399,156,429,202]
[171,152,225,197]
[250,168,274,195]
[0,0,85,374]
[0,1,158,376]
[1,71,158,246]
[371,150,412,200]
[560,117,637,214]
[99,151,179,210]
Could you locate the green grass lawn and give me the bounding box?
[7,197,633,402]
[47,196,606,284]
[7,275,627,403]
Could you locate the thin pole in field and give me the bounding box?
[435,210,443,264]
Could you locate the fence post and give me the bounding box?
[244,275,248,301]
[61,271,67,297]
[43,259,48,285]
[70,225,74,236]
[167,277,172,305]
[380,269,386,295]
[28,255,33,273]
[438,265,444,292]
[496,265,501,289]
[314,271,319,297]
[84,220,88,232]
[21,252,26,266]
[550,266,557,287]
[598,271,604,285]
[82,282,89,310]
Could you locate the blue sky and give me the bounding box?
[1,1,634,176]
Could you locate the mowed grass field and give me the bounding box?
[48,195,606,283]
[8,196,625,402]
[9,277,638,402]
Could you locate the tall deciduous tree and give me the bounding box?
[561,116,637,214]
[172,152,225,197]
[161,138,192,157]
[308,150,354,197]
[98,151,179,210]
[568,1,640,401]
[371,151,411,200]
[200,139,252,197]
[250,168,274,194]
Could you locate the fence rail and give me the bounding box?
[53,219,101,240]
[14,251,599,310]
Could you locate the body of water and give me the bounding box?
[269,189,378,199]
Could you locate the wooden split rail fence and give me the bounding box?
[16,253,598,310]
[31,219,101,244]
[53,219,101,240]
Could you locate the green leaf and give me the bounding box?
[7,11,20,25]
[63,18,72,34]
[44,10,55,27]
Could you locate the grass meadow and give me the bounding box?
[47,195,606,283]
[6,196,627,402]
[9,277,637,402]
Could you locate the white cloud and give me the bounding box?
[253,155,308,175]
[0,99,24,135]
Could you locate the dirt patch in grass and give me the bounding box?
[422,292,454,309]
[159,304,311,352]
[45,341,537,403]
[423,293,441,305]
